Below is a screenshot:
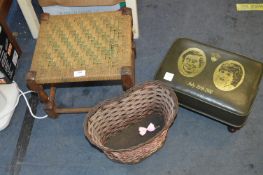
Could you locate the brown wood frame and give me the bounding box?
[26,64,134,118]
[0,0,22,55]
[26,8,135,118]
[0,0,13,18]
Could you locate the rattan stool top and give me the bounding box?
[31,10,132,84]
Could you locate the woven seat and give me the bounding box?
[31,11,133,84]
[26,8,135,117]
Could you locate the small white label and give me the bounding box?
[12,51,18,66]
[163,72,174,81]
[74,70,86,77]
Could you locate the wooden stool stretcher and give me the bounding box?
[26,8,135,118]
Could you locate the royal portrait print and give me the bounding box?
[178,48,207,77]
[213,60,245,91]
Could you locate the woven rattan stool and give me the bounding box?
[26,8,135,118]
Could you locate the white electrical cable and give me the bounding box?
[3,82,48,119]
[17,87,48,119]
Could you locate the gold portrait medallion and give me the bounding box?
[178,48,207,77]
[213,60,245,91]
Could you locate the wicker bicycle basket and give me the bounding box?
[84,81,178,164]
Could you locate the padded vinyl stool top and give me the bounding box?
[31,10,133,84]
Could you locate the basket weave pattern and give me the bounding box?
[31,11,132,84]
[84,81,178,164]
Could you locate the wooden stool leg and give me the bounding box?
[121,66,134,91]
[26,71,58,118]
[26,71,48,103]
[44,86,58,118]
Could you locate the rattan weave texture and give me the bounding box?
[31,11,132,84]
[84,81,179,164]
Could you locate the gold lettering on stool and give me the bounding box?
[187,81,214,94]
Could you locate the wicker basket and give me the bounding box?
[84,81,178,164]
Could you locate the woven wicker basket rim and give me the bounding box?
[84,80,179,152]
